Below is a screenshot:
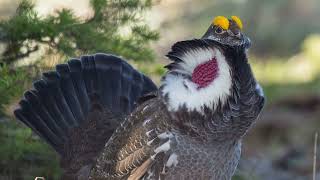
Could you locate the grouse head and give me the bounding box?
[202,16,251,48]
[161,16,253,115]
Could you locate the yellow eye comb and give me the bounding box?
[212,16,229,30]
[231,16,243,30]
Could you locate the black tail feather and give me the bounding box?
[120,61,134,114]
[67,59,91,117]
[33,79,70,132]
[14,53,157,156]
[95,54,123,111]
[18,99,62,151]
[56,64,85,124]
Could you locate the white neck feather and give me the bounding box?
[161,47,232,112]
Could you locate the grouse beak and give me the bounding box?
[201,25,215,40]
[227,29,241,39]
[231,31,251,48]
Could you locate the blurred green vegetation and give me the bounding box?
[0,64,31,116]
[0,120,61,179]
[0,0,159,64]
[252,34,320,102]
[252,35,320,84]
[160,0,320,57]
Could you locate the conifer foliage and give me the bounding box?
[0,0,159,64]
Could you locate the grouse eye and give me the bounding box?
[215,27,224,34]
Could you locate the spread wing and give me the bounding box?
[90,95,176,179]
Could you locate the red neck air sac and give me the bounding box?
[191,59,219,88]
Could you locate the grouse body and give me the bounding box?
[14,16,264,180]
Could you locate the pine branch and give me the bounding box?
[2,45,39,63]
[0,0,159,65]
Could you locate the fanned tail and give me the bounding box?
[14,53,157,177]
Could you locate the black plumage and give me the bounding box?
[14,18,265,179]
[14,53,157,177]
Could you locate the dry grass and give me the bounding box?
[313,132,318,180]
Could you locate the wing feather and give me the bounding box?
[90,97,174,179]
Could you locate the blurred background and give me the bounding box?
[0,0,319,179]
